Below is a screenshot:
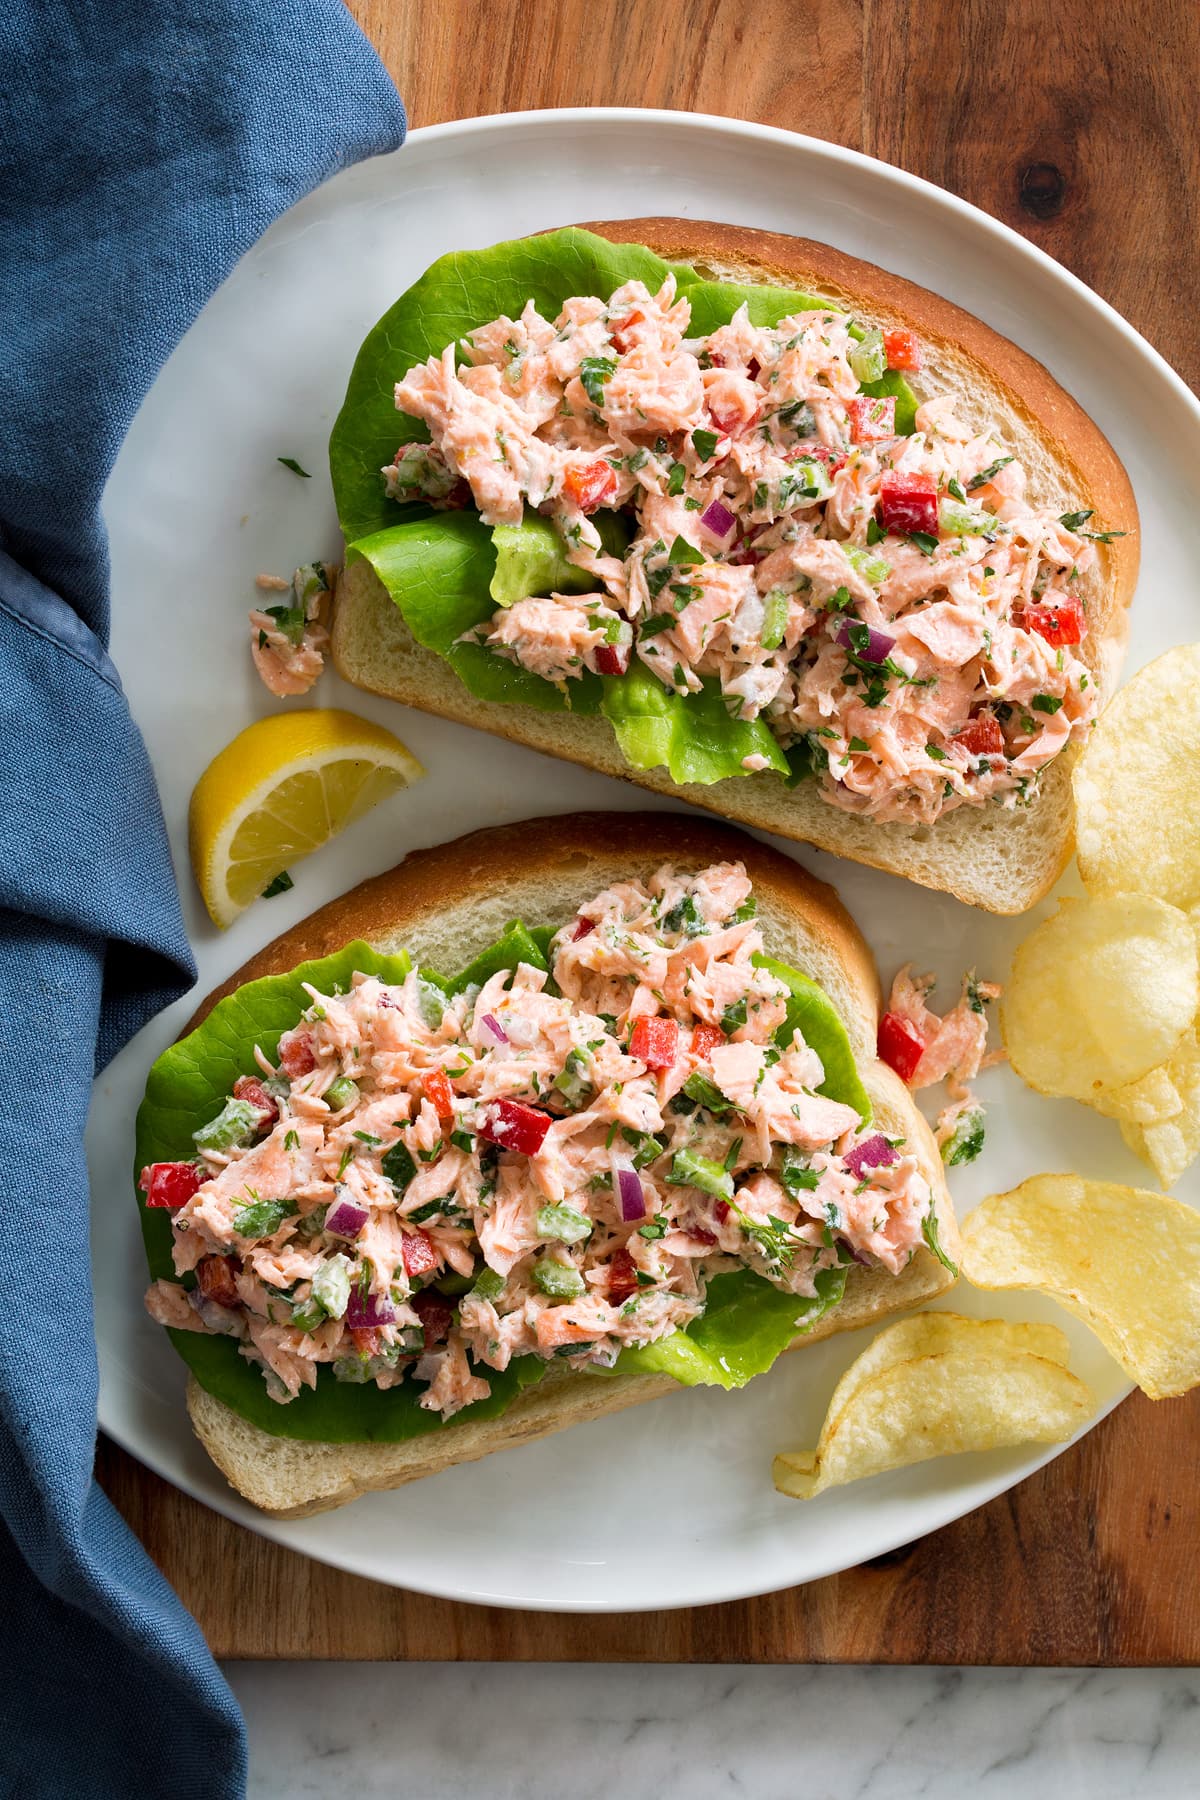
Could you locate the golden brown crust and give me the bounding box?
[583,217,1139,615]
[187,810,881,1035]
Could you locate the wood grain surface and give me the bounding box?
[97,0,1200,1661]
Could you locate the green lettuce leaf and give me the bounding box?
[135,919,870,1441]
[754,953,873,1124]
[615,1265,848,1389]
[329,229,672,547]
[330,226,917,791]
[602,663,790,785]
[490,511,629,608]
[349,514,603,715]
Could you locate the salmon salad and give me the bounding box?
[387,276,1116,825]
[142,861,938,1419]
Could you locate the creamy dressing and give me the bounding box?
[390,278,1106,824]
[144,862,935,1417]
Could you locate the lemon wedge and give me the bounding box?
[188,709,424,928]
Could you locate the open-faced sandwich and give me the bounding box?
[325,220,1139,914]
[137,814,957,1516]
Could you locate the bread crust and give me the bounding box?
[331,218,1139,914]
[179,812,957,1516]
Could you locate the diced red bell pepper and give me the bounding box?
[878,471,939,537]
[1016,593,1085,648]
[594,642,630,676]
[572,916,596,941]
[478,1098,552,1156]
[689,1021,726,1060]
[608,1246,640,1307]
[278,1030,316,1079]
[954,711,1005,759]
[139,1161,204,1209]
[609,308,644,352]
[629,1016,679,1070]
[349,1327,380,1358]
[412,1287,454,1348]
[877,1011,926,1084]
[421,1069,455,1123]
[688,1225,718,1247]
[562,459,619,513]
[400,1229,440,1281]
[196,1254,240,1309]
[883,327,921,372]
[713,1199,731,1224]
[233,1075,278,1129]
[846,395,896,444]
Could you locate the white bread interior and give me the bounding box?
[184,812,958,1517]
[331,218,1139,916]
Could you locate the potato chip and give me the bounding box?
[1074,644,1200,911]
[960,1175,1200,1399]
[1118,1029,1200,1188]
[1002,894,1197,1101]
[772,1312,1091,1499]
[1089,1063,1183,1127]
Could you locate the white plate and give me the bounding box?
[92,109,1200,1612]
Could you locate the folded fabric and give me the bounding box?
[0,3,405,1792]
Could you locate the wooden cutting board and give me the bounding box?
[97,0,1200,1660]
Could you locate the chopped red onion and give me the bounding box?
[345,1289,397,1328]
[699,498,736,539]
[616,1165,645,1222]
[843,1134,898,1180]
[325,1196,369,1238]
[481,1012,509,1044]
[837,619,895,666]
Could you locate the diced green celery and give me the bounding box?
[844,544,892,586]
[470,1266,506,1302]
[536,1204,593,1245]
[532,1258,586,1299]
[760,587,790,652]
[325,1076,360,1112]
[415,976,446,1029]
[668,1149,734,1200]
[193,1097,258,1152]
[939,499,988,537]
[312,1253,352,1320]
[553,1049,593,1109]
[849,327,886,385]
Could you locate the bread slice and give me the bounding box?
[331,217,1139,915]
[184,811,958,1517]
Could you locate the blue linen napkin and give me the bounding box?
[0,4,406,1792]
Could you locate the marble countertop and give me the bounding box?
[227,1662,1200,1796]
